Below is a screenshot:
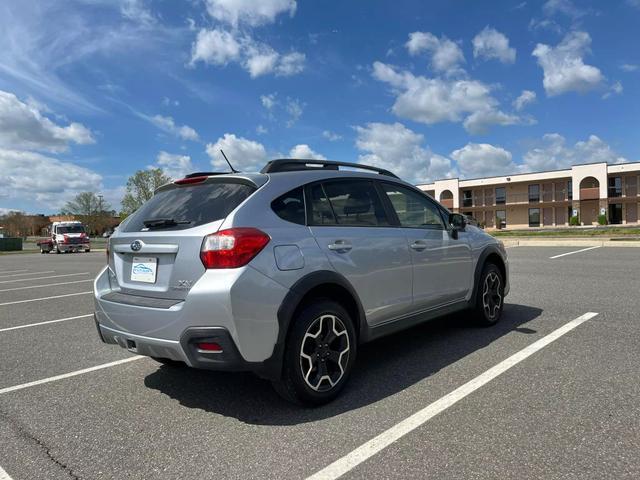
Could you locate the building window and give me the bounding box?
[568,180,572,200]
[496,210,506,228]
[528,208,541,227]
[608,177,622,198]
[462,190,473,207]
[495,187,506,205]
[528,184,540,203]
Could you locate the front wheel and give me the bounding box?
[472,263,504,326]
[272,300,356,406]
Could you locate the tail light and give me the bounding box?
[200,228,270,269]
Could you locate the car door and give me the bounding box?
[308,178,413,326]
[379,182,472,311]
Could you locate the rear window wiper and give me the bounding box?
[142,218,192,229]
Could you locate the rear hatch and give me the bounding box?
[108,176,261,301]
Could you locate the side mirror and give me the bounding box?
[449,213,466,239]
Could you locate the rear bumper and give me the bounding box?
[93,265,288,379]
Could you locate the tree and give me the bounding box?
[121,168,171,216]
[62,192,112,234]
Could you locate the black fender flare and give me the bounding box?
[262,270,366,380]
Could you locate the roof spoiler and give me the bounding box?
[260,159,399,178]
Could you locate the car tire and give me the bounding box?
[272,299,356,406]
[85,249,91,253]
[473,263,504,327]
[55,245,61,254]
[151,357,185,367]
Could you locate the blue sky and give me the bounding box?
[0,0,639,214]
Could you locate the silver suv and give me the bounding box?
[94,160,509,405]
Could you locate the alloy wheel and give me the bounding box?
[482,272,502,320]
[299,314,350,392]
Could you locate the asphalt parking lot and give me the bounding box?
[1,246,639,480]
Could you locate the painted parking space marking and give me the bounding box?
[0,269,28,275]
[0,314,93,333]
[0,357,145,396]
[0,272,89,284]
[0,279,92,293]
[0,291,92,307]
[549,246,601,259]
[307,312,599,480]
[0,271,55,278]
[0,464,13,480]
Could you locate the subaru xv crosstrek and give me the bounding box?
[94,159,509,405]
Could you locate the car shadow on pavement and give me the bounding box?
[143,303,542,425]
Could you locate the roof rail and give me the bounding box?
[260,159,399,178]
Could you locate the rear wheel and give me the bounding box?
[272,299,356,406]
[472,263,504,326]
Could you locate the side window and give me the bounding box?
[272,187,306,225]
[322,180,390,226]
[381,183,445,229]
[309,183,337,225]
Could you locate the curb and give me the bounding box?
[501,239,640,247]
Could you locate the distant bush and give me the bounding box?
[597,214,607,225]
[569,215,580,226]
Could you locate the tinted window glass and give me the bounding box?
[309,183,337,225]
[56,225,86,234]
[321,180,389,226]
[381,183,444,229]
[122,182,255,232]
[528,208,540,227]
[272,187,306,225]
[495,187,506,204]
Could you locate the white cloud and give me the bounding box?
[463,109,527,135]
[450,143,515,178]
[260,93,277,109]
[0,90,94,152]
[513,90,537,110]
[0,148,103,207]
[322,130,342,142]
[190,28,241,66]
[148,115,199,141]
[532,31,604,96]
[190,29,305,78]
[152,151,194,179]
[205,0,296,27]
[256,124,268,135]
[522,133,627,171]
[288,144,326,160]
[120,0,157,27]
[354,122,456,183]
[472,27,516,64]
[372,62,526,134]
[620,64,639,72]
[602,81,623,99]
[405,32,465,75]
[542,0,586,19]
[285,98,304,127]
[206,133,268,172]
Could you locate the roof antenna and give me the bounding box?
[220,150,239,173]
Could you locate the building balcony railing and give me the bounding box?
[580,187,600,200]
[461,190,572,207]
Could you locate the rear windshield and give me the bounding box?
[57,225,85,234]
[121,182,256,232]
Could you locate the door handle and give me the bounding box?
[410,240,428,251]
[327,240,352,252]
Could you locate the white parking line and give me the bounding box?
[0,314,93,333]
[0,272,89,284]
[307,312,599,480]
[0,269,28,275]
[0,291,92,306]
[0,464,13,480]
[0,279,92,293]
[0,271,55,278]
[0,357,144,395]
[549,246,601,259]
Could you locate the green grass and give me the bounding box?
[491,227,640,237]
